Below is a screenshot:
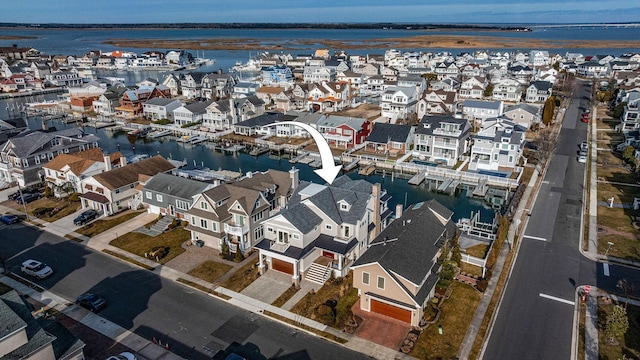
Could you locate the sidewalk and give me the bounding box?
[0,202,411,360]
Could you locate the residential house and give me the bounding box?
[201,73,238,100]
[0,128,100,187]
[434,62,459,80]
[233,82,261,97]
[508,64,534,83]
[303,66,335,84]
[380,86,418,120]
[364,123,414,155]
[620,92,640,131]
[492,78,523,102]
[173,100,212,126]
[336,71,365,92]
[79,155,176,215]
[92,86,126,116]
[115,86,170,116]
[416,89,458,118]
[45,70,83,87]
[290,83,311,109]
[261,65,294,87]
[233,112,284,137]
[185,168,298,254]
[316,115,371,149]
[202,96,266,131]
[351,199,456,326]
[529,50,550,67]
[256,86,289,111]
[503,103,541,128]
[431,78,459,92]
[462,99,504,125]
[577,61,609,78]
[459,76,487,100]
[256,175,389,286]
[43,148,124,198]
[162,73,182,96]
[180,72,207,99]
[141,173,215,218]
[143,97,182,121]
[413,115,471,166]
[352,63,380,77]
[0,290,85,359]
[307,81,349,113]
[469,117,526,171]
[525,80,553,103]
[615,130,640,152]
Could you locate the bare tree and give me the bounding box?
[532,127,558,166]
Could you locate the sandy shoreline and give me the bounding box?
[0,35,36,40]
[102,34,640,51]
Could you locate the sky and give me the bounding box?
[4,1,640,24]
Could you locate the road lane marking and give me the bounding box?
[523,235,547,242]
[603,263,610,277]
[539,293,575,306]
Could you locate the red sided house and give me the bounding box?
[316,115,371,149]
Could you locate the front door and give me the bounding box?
[168,205,175,216]
[322,251,334,259]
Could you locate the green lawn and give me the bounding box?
[76,211,144,237]
[187,260,233,283]
[412,281,482,359]
[109,226,189,264]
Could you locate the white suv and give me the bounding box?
[21,260,53,279]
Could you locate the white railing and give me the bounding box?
[270,241,290,253]
[224,223,249,236]
[461,253,486,268]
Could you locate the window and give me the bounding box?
[211,222,217,232]
[325,224,332,230]
[267,227,274,232]
[176,199,189,210]
[145,191,152,199]
[191,216,195,224]
[494,154,498,161]
[344,226,350,238]
[254,226,264,240]
[201,201,208,210]
[377,276,385,289]
[252,211,263,222]
[35,157,40,165]
[22,158,28,167]
[156,194,163,202]
[362,272,370,285]
[509,155,514,163]
[277,231,289,243]
[293,233,299,239]
[114,188,120,194]
[200,219,208,229]
[340,203,348,210]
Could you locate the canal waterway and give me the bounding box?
[13,112,497,222]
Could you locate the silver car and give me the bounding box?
[20,259,53,279]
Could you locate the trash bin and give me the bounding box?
[195,240,204,248]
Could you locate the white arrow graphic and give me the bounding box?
[272,121,342,184]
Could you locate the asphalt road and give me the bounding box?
[0,223,370,360]
[483,80,640,360]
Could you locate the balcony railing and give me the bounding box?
[224,223,249,236]
[0,162,13,170]
[432,128,462,137]
[270,241,290,253]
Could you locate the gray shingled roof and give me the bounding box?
[416,115,471,138]
[145,97,180,106]
[318,115,367,130]
[463,99,502,110]
[505,103,539,115]
[235,112,283,128]
[281,202,323,233]
[353,200,456,287]
[366,123,412,143]
[2,128,98,158]
[143,173,211,200]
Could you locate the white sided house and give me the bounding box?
[469,117,526,171]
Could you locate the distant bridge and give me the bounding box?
[530,23,640,29]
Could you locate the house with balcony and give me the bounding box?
[172,100,212,126]
[413,115,471,167]
[469,117,526,171]
[307,81,349,113]
[462,99,504,125]
[255,176,390,286]
[142,97,182,122]
[303,66,335,84]
[185,168,298,254]
[416,89,458,118]
[529,50,550,67]
[380,86,418,121]
[201,73,238,100]
[180,72,207,99]
[45,70,83,87]
[577,61,610,78]
[115,86,170,117]
[351,199,456,326]
[364,123,414,156]
[233,82,261,97]
[92,86,126,116]
[0,128,100,187]
[316,115,371,149]
[261,65,294,87]
[233,112,284,137]
[256,86,289,111]
[503,103,541,128]
[141,173,215,219]
[78,155,176,215]
[620,92,640,131]
[459,76,487,100]
[492,78,523,102]
[202,96,266,131]
[42,148,124,198]
[434,62,459,80]
[431,77,459,92]
[525,80,553,103]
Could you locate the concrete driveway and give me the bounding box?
[240,270,292,304]
[44,208,88,235]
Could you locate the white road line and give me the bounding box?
[603,263,610,277]
[539,293,575,306]
[523,235,547,242]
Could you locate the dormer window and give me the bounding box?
[341,203,348,211]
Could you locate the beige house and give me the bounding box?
[351,200,456,326]
[42,148,124,198]
[185,169,298,254]
[79,155,176,215]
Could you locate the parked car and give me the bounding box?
[580,141,588,151]
[0,214,20,224]
[8,188,39,200]
[75,293,107,312]
[578,155,587,163]
[15,193,40,204]
[21,259,53,279]
[581,113,590,123]
[106,352,137,360]
[73,209,99,226]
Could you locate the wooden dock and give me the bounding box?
[359,165,376,176]
[408,171,425,185]
[250,146,269,156]
[289,151,310,163]
[472,179,489,197]
[343,159,360,171]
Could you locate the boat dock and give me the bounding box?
[408,172,425,185]
[343,159,360,171]
[359,165,376,176]
[289,151,310,164]
[213,144,245,153]
[472,179,489,197]
[147,129,172,139]
[175,168,242,182]
[250,146,269,156]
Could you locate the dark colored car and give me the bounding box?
[73,209,99,226]
[8,188,39,201]
[16,193,40,204]
[0,214,20,224]
[75,293,106,312]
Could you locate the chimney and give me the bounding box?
[396,203,403,219]
[371,183,381,238]
[119,154,127,167]
[289,166,299,192]
[103,152,112,171]
[41,119,48,131]
[230,98,237,124]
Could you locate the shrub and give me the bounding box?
[157,214,163,220]
[234,249,244,262]
[154,118,170,125]
[221,241,230,256]
[68,193,80,202]
[44,186,53,198]
[180,220,188,227]
[476,278,489,292]
[33,207,54,217]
